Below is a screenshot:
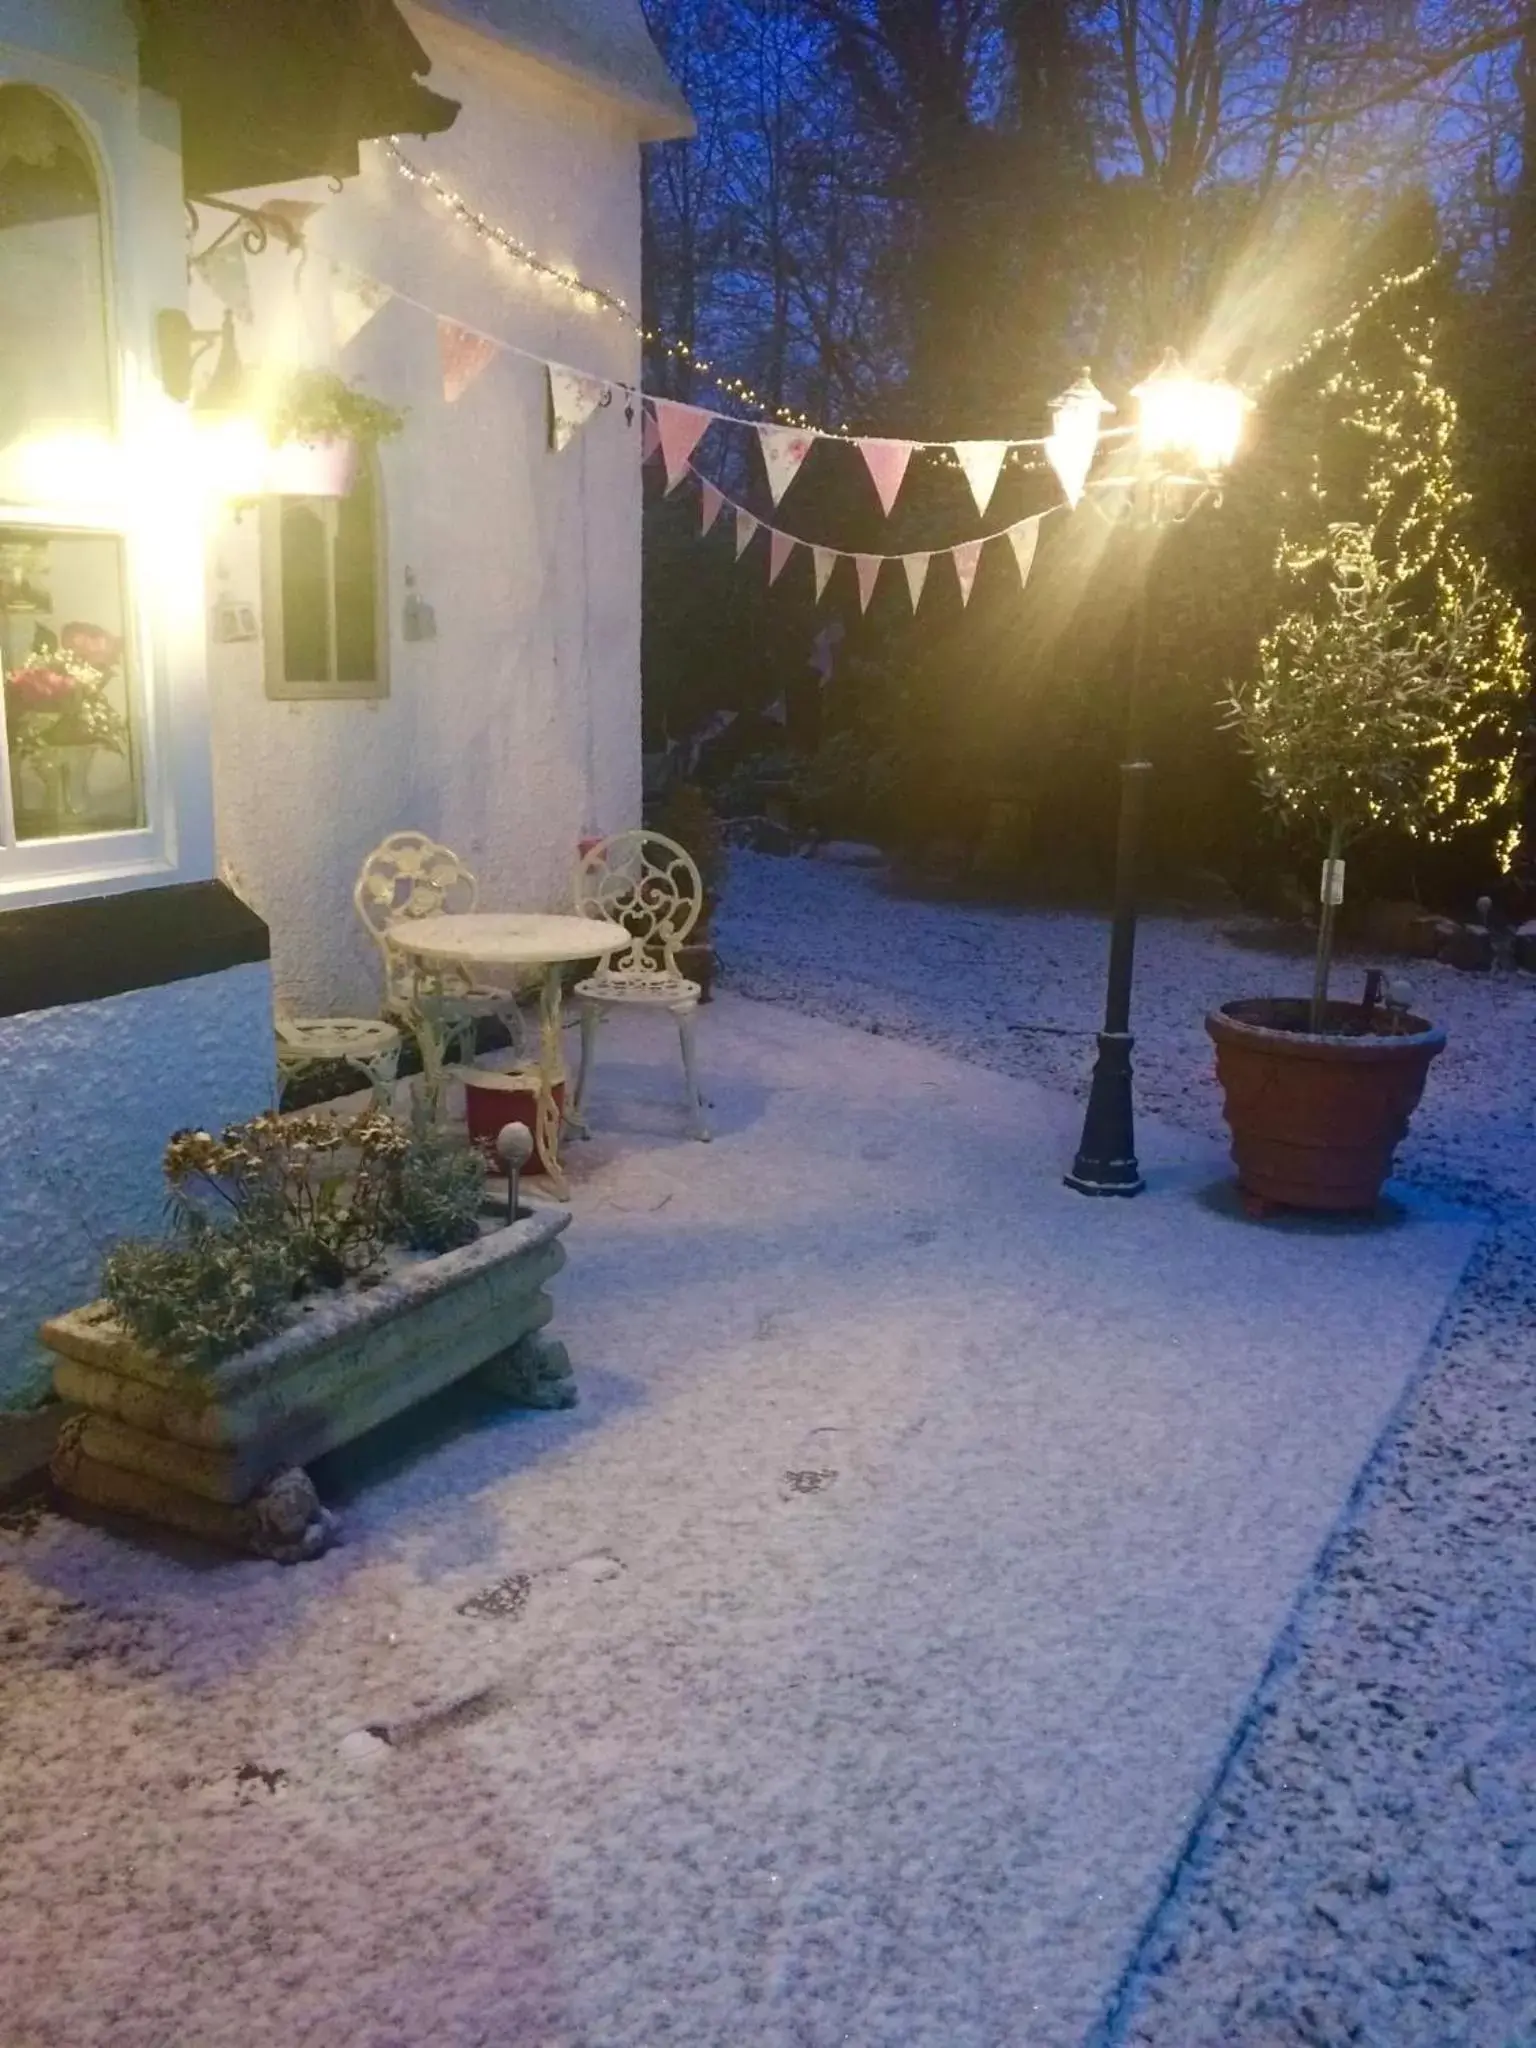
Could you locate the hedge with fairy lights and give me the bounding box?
[1226,263,1530,1022]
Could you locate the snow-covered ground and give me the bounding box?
[719,850,1536,1218]
[722,851,1536,2045]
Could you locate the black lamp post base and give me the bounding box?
[1065,1030,1145,1196]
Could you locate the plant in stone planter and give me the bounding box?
[48,1108,574,1560]
[262,368,405,497]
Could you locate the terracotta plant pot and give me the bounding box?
[265,434,360,498]
[1206,998,1446,1214]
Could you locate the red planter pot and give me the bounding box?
[1206,998,1445,1214]
[462,1071,565,1177]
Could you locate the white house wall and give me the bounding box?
[0,963,275,1406]
[205,12,646,1018]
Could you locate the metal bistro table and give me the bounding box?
[388,911,627,1201]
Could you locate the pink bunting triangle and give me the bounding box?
[768,529,797,586]
[735,508,759,558]
[953,538,984,608]
[438,318,499,404]
[859,438,914,517]
[655,399,711,492]
[758,424,814,506]
[953,441,1008,517]
[903,553,931,612]
[1008,516,1041,589]
[699,480,725,534]
[855,554,882,613]
[641,407,661,462]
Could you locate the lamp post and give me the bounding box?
[1064,350,1249,1197]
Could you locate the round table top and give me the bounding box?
[388,911,629,969]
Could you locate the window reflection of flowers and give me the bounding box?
[5,625,127,762]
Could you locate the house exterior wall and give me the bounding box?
[205,9,647,1018]
[0,3,276,1408]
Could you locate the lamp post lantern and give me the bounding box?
[1064,350,1248,1197]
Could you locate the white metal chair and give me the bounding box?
[353,831,531,1066]
[572,830,709,1141]
[275,1014,402,1107]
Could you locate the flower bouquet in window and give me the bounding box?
[5,628,127,823]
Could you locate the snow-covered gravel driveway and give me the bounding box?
[722,852,1536,2047]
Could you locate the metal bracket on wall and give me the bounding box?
[185,195,308,270]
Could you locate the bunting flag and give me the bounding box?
[548,363,609,452]
[438,318,498,403]
[735,508,759,558]
[813,547,836,600]
[953,538,984,608]
[768,529,797,586]
[330,263,391,350]
[954,441,1008,517]
[641,407,662,463]
[198,238,252,323]
[1008,516,1041,589]
[1044,373,1115,507]
[758,424,814,505]
[859,437,914,517]
[903,552,931,612]
[655,399,711,491]
[699,479,725,534]
[855,554,882,614]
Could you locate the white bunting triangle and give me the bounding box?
[548,364,609,452]
[953,538,983,608]
[859,438,914,517]
[903,553,931,612]
[330,263,390,350]
[758,425,814,505]
[699,480,725,534]
[855,554,882,613]
[953,440,1008,516]
[735,508,760,558]
[1007,516,1041,589]
[813,547,837,600]
[768,529,797,585]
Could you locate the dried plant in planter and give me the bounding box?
[103,1108,485,1370]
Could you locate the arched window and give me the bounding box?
[0,85,141,850]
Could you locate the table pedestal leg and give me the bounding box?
[536,966,570,1201]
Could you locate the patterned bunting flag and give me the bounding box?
[548,364,609,452]
[735,508,759,558]
[1007,516,1041,589]
[859,438,914,517]
[855,555,882,613]
[903,553,931,612]
[758,424,814,505]
[813,547,837,600]
[768,530,797,586]
[953,538,984,608]
[330,263,391,350]
[438,318,498,403]
[655,399,711,492]
[699,479,725,534]
[953,441,1008,517]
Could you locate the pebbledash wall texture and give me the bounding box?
[0,965,275,1407]
[205,0,688,1018]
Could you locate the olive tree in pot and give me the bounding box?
[1212,521,1525,1212]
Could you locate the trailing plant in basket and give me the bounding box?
[103,1109,484,1370]
[265,369,406,448]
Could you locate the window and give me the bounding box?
[0,85,145,860]
[262,456,388,700]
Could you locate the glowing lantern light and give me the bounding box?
[1132,349,1250,476]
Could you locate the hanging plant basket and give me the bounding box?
[265,434,361,499]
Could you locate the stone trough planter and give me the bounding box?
[41,1207,573,1563]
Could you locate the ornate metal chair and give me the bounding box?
[572,830,709,1141]
[353,831,530,1069]
[275,1014,402,1108]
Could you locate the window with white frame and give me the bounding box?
[0,84,145,855]
[261,454,388,700]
